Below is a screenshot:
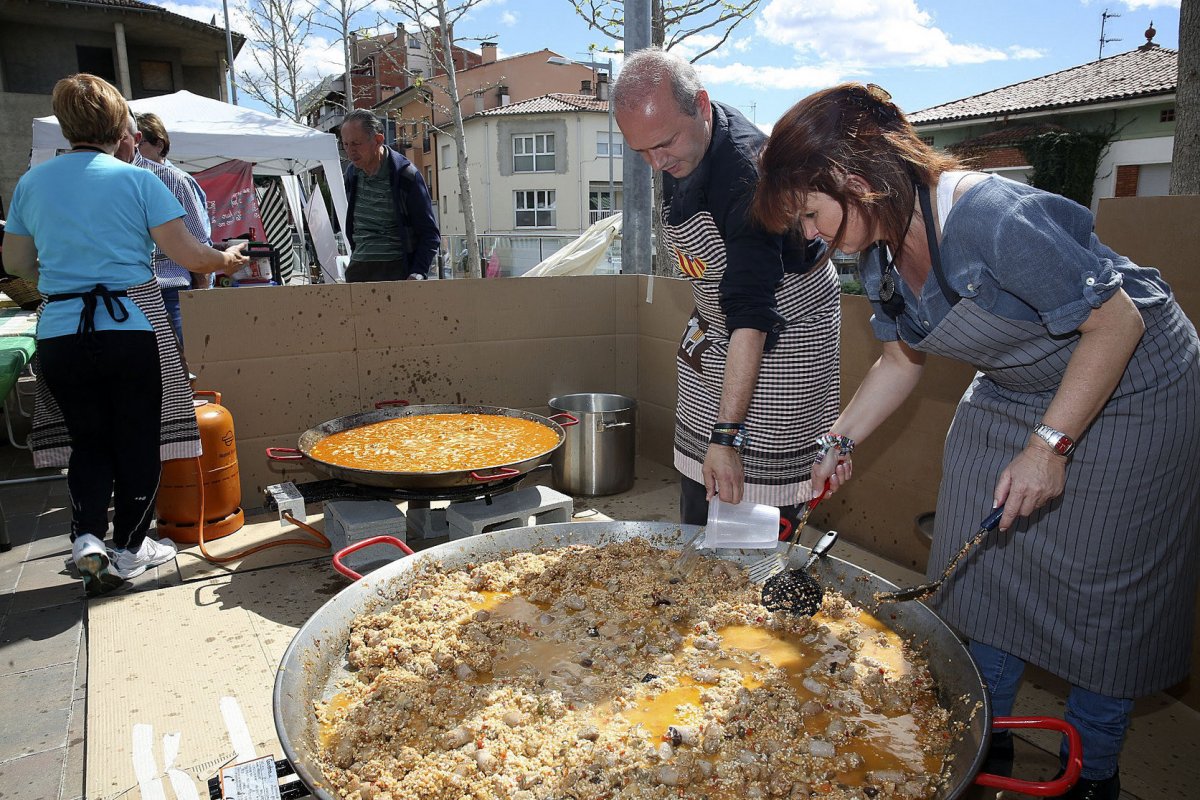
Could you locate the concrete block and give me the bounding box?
[406,506,448,540]
[445,486,573,540]
[323,500,406,574]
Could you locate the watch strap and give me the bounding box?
[1034,423,1076,457]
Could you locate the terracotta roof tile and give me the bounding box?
[910,46,1176,125]
[946,123,1068,152]
[474,93,609,117]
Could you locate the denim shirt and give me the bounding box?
[863,176,1172,345]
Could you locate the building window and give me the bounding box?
[140,60,174,93]
[441,143,451,168]
[76,46,116,83]
[589,189,619,225]
[1161,108,1175,122]
[919,135,935,146]
[425,166,433,188]
[596,131,624,158]
[515,190,556,228]
[513,134,555,172]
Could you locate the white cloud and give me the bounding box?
[500,10,518,26]
[1007,46,1044,60]
[696,62,855,92]
[1118,0,1180,10]
[756,0,1020,69]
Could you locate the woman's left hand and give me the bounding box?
[992,444,1068,531]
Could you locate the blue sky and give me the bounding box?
[164,0,1181,128]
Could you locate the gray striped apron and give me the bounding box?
[662,208,841,507]
[30,278,201,468]
[917,296,1200,697]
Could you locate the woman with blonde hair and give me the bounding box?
[753,83,1200,799]
[3,74,247,595]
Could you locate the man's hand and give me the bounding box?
[703,444,744,503]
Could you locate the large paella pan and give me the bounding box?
[273,522,1080,799]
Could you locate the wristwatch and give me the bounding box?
[1033,424,1076,457]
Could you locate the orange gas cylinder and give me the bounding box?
[156,390,245,543]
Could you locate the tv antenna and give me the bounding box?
[1099,8,1122,59]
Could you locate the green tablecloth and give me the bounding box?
[0,335,34,404]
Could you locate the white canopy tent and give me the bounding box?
[30,90,348,234]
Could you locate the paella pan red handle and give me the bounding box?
[548,412,580,427]
[333,535,415,581]
[374,399,411,409]
[973,716,1083,796]
[266,446,306,461]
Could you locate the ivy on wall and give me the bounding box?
[1018,127,1116,207]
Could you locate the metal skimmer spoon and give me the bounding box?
[874,505,1005,604]
[760,528,840,615]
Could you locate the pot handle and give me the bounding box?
[374,399,411,409]
[266,447,305,461]
[973,716,1082,796]
[470,466,521,482]
[333,535,415,581]
[548,412,579,427]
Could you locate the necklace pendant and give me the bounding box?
[880,268,896,302]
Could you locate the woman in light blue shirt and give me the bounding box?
[3,74,247,596]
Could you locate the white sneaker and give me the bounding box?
[111,537,178,579]
[72,533,126,597]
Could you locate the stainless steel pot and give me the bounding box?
[274,521,1018,799]
[266,403,576,490]
[548,393,636,495]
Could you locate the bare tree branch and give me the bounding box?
[389,0,492,277]
[237,0,316,120]
[308,0,386,111]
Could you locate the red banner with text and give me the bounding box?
[194,160,262,242]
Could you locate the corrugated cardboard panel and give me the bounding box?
[1096,196,1200,327]
[351,275,630,350]
[637,335,679,411]
[85,561,342,800]
[636,275,694,342]
[237,433,327,511]
[196,353,364,440]
[356,338,628,411]
[182,283,356,362]
[637,400,677,467]
[1095,195,1200,713]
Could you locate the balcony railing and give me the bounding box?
[315,109,345,132]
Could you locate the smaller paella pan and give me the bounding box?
[267,402,578,490]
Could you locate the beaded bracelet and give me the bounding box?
[815,432,855,458]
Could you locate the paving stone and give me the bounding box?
[8,557,83,614]
[0,603,81,676]
[0,746,66,800]
[0,663,72,759]
[0,564,20,595]
[24,531,70,566]
[61,698,83,800]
